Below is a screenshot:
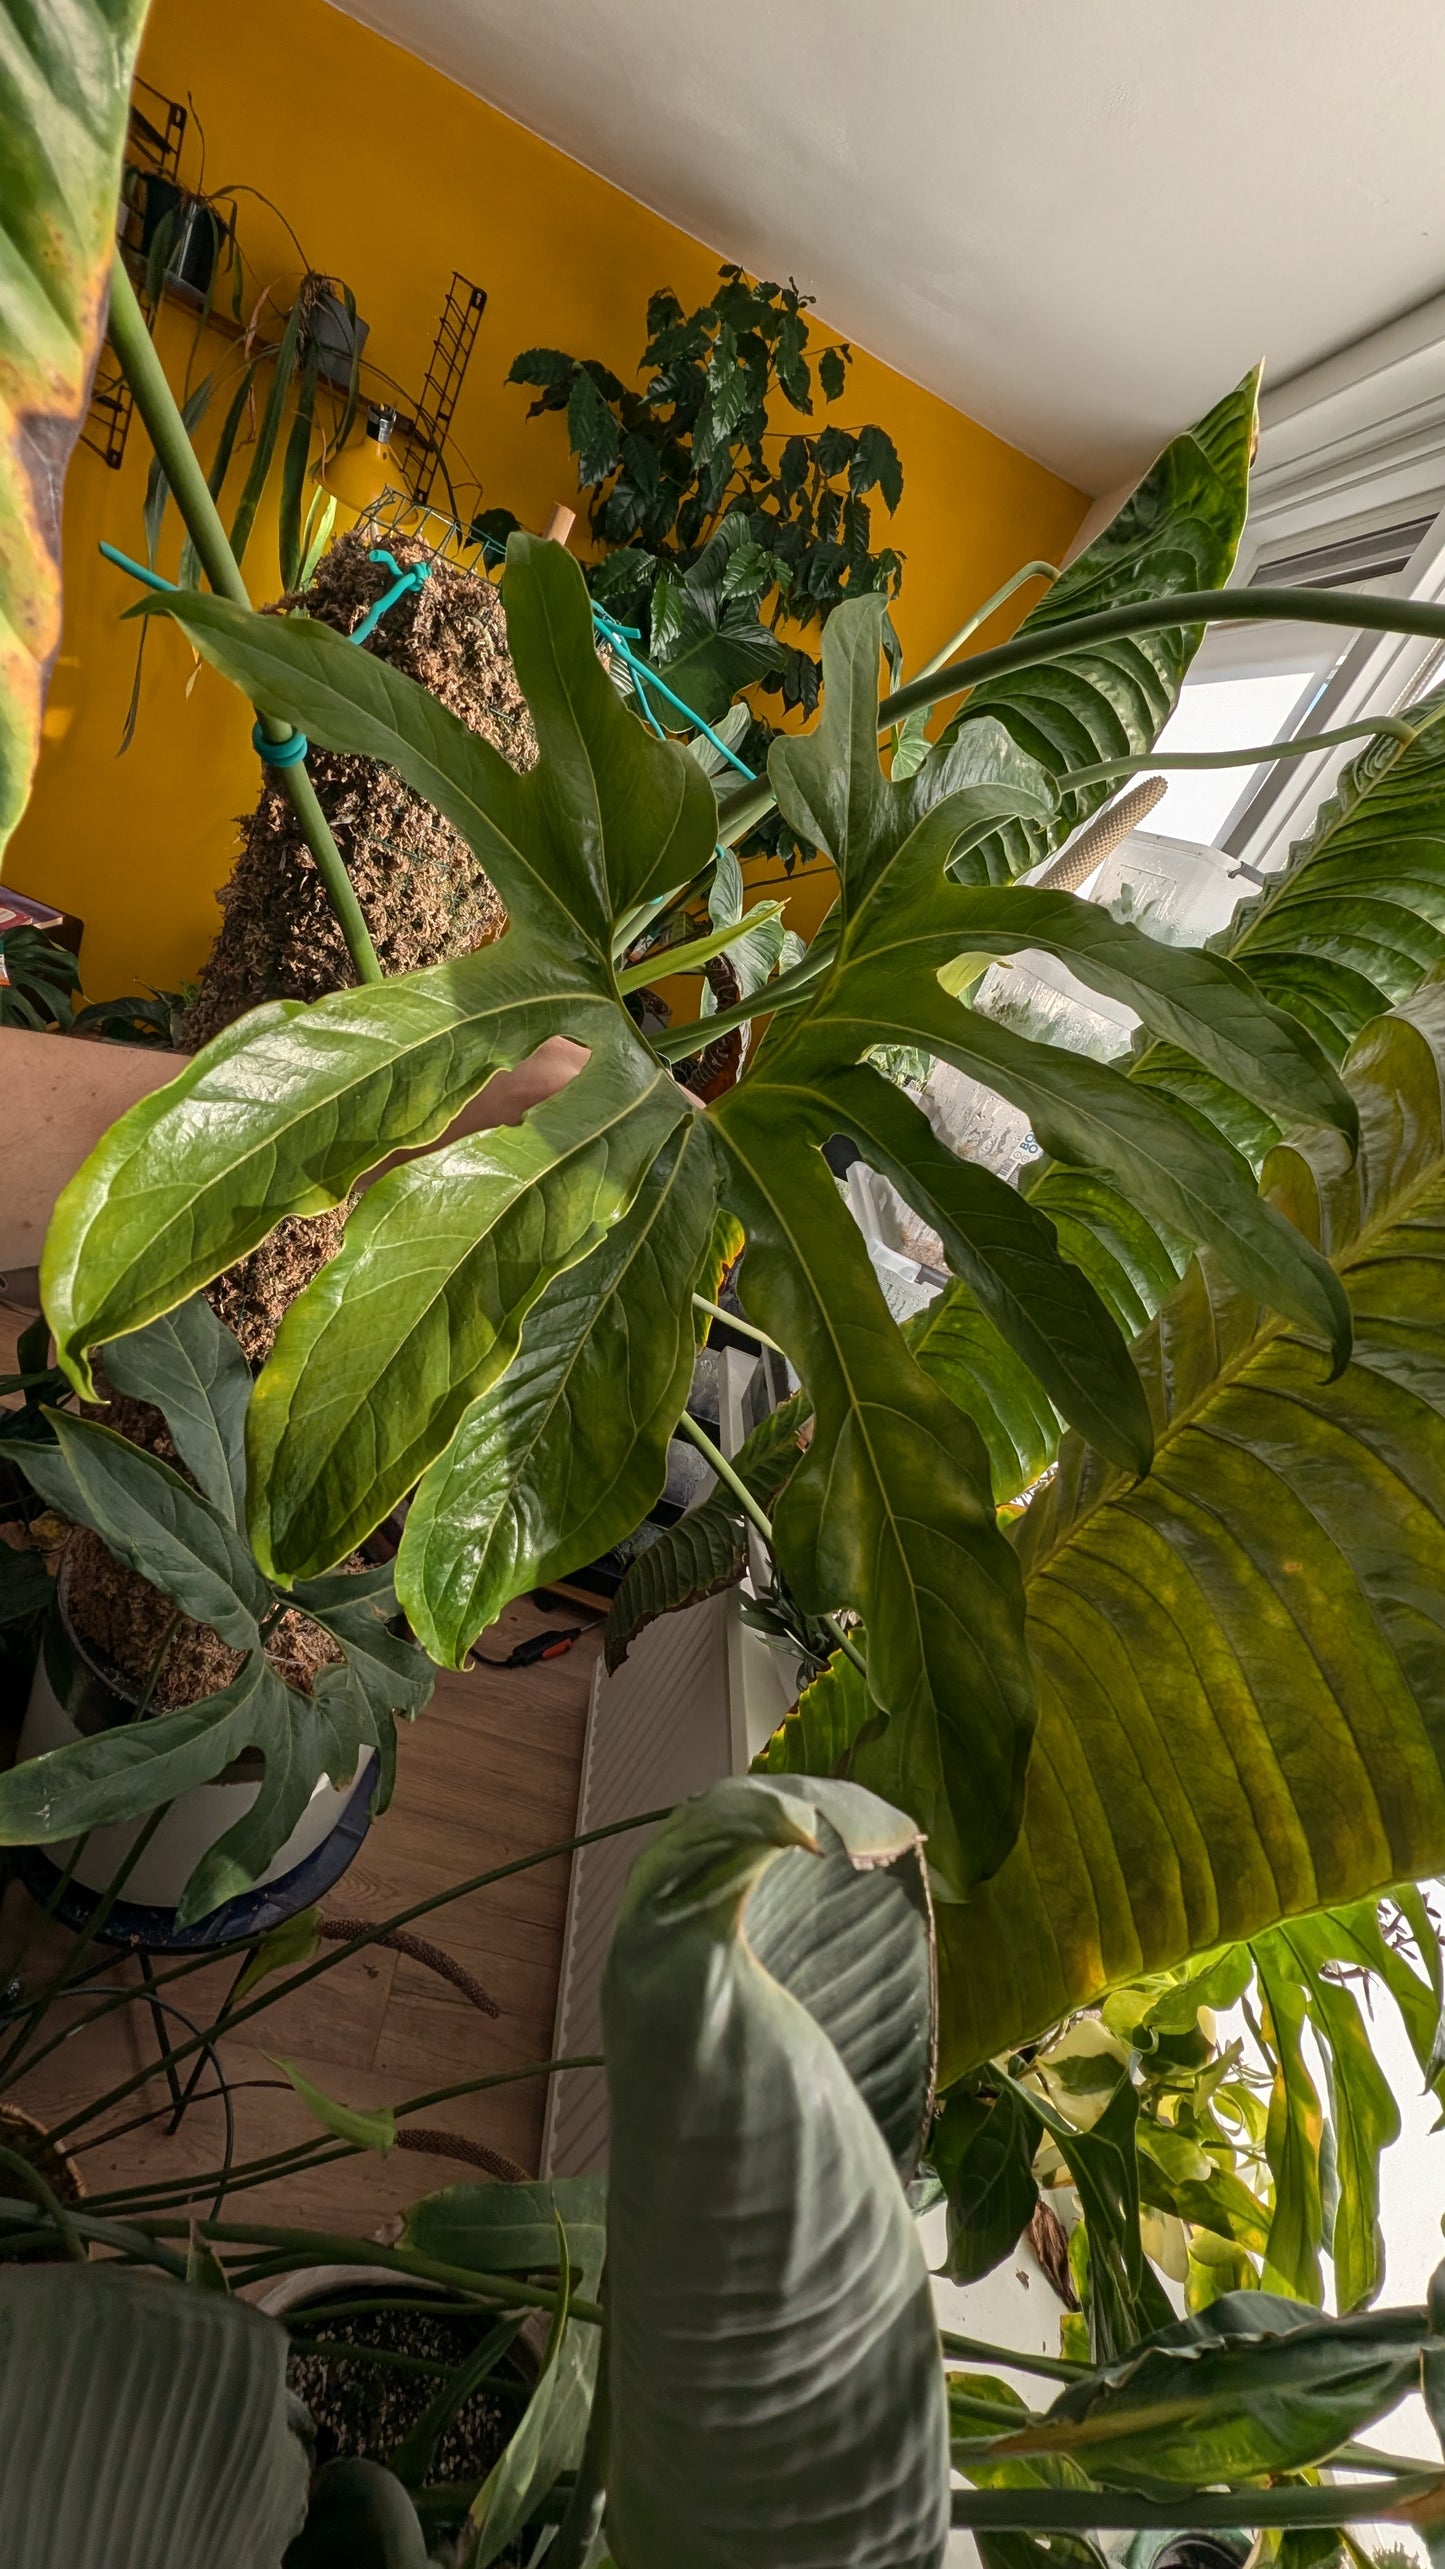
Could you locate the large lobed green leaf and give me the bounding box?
[602,1773,947,2569]
[0,1305,432,1923]
[0,0,150,861]
[938,973,1445,2076]
[717,592,1352,1893]
[938,367,1258,884]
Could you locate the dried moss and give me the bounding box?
[181,526,533,1047]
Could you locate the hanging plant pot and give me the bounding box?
[308,289,369,391]
[137,175,223,304]
[17,1558,374,1940]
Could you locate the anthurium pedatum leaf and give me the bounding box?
[103,1290,252,1524]
[602,1773,947,2569]
[0,0,151,859]
[937,973,1445,2079]
[0,2263,308,2569]
[938,367,1259,885]
[395,1115,721,1666]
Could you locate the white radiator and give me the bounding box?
[542,1349,793,2175]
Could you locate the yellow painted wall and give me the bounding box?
[8,0,1086,1000]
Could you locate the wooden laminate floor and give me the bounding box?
[0,1304,593,2239]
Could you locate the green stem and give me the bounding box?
[915,562,1060,681]
[939,2328,1087,2382]
[36,1811,671,2141]
[948,2478,1443,2533]
[651,978,811,1059]
[713,580,1445,838]
[0,2140,85,2264]
[87,2054,605,2216]
[691,1293,786,1356]
[107,257,383,988]
[143,2219,603,2325]
[1057,711,1430,794]
[675,1410,867,1678]
[676,1407,777,1547]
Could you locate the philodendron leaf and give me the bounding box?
[43,947,621,1400]
[930,2082,1041,2287]
[397,1116,721,1668]
[603,1386,809,1673]
[11,1411,268,1645]
[938,973,1445,2080]
[938,367,1259,884]
[602,1773,947,2569]
[0,2264,307,2569]
[992,2290,1431,2486]
[0,0,150,858]
[104,1290,253,1523]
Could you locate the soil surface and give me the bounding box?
[285,2293,529,2550]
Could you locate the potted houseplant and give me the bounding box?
[4,1287,432,1929]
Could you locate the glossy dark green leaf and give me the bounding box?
[1008,2073,1173,2363]
[568,366,621,485]
[603,1386,808,1674]
[1254,1948,1326,2304]
[938,979,1445,2080]
[249,1049,690,1579]
[1022,684,1445,1385]
[12,1411,267,1646]
[103,1290,252,1522]
[931,2082,1041,2285]
[995,2291,1430,2486]
[905,1284,1060,1504]
[720,1097,1034,1899]
[603,1774,947,2569]
[809,1062,1152,1474]
[0,2264,307,2569]
[761,595,1350,1366]
[949,886,1357,1148]
[0,0,150,858]
[398,1117,721,1666]
[940,369,1258,884]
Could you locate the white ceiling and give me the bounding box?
[329,0,1445,493]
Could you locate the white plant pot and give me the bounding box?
[21,1593,372,1913]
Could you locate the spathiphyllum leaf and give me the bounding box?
[0,0,150,858]
[602,1774,947,2569]
[940,366,1259,883]
[936,974,1445,2077]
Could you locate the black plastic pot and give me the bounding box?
[309,290,369,390]
[139,176,222,303]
